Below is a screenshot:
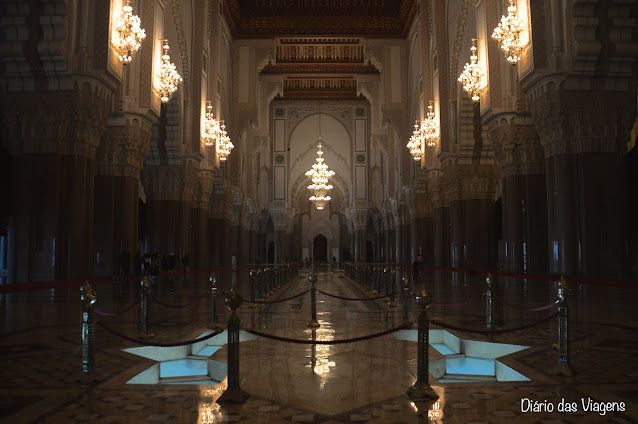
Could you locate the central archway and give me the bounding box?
[313,234,328,262]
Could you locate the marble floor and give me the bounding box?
[1,268,637,423]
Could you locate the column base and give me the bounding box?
[218,387,250,404]
[550,362,574,377]
[406,382,439,401]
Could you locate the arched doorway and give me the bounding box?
[313,234,327,262]
[267,241,275,263]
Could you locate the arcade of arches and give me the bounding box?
[1,0,638,423]
[0,1,637,282]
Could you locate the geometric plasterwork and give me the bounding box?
[286,103,355,136]
[488,113,545,178]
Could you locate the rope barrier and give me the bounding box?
[493,296,559,312]
[93,301,138,317]
[96,321,225,347]
[430,310,560,335]
[317,290,399,301]
[243,290,310,304]
[150,292,209,308]
[242,321,413,345]
[431,297,481,307]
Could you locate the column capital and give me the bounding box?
[443,163,500,202]
[487,112,545,178]
[96,114,153,178]
[2,80,111,158]
[527,80,636,157]
[142,160,200,202]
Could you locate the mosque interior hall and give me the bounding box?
[1,0,638,423]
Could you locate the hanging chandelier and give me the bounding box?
[217,122,234,161]
[158,41,182,103]
[421,101,438,147]
[113,0,146,63]
[491,0,526,64]
[202,102,219,147]
[305,138,335,210]
[407,120,423,161]
[458,38,486,102]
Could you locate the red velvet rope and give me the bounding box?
[431,296,482,307]
[150,292,209,308]
[242,290,310,304]
[492,296,559,312]
[317,290,398,301]
[430,310,560,335]
[96,321,225,347]
[242,321,413,345]
[93,301,138,317]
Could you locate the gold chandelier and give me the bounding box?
[202,102,219,147]
[421,101,438,147]
[407,120,423,161]
[458,38,486,102]
[158,41,182,103]
[491,0,526,64]
[217,122,234,161]
[305,138,335,210]
[113,0,146,63]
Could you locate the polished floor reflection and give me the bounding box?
[1,268,637,423]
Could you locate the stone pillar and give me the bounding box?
[192,170,215,269]
[350,209,367,262]
[142,162,198,262]
[394,205,411,265]
[4,88,109,282]
[271,209,291,264]
[446,164,499,270]
[529,86,634,277]
[489,114,548,273]
[93,115,151,276]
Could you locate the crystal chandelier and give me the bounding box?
[491,0,526,64]
[421,101,438,147]
[113,0,146,63]
[217,121,234,161]
[407,120,423,161]
[202,101,219,147]
[305,139,335,210]
[158,41,182,103]
[458,38,486,102]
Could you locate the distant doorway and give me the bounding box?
[313,234,328,262]
[267,241,275,263]
[366,240,374,263]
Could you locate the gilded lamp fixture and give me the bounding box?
[113,0,146,63]
[158,41,182,103]
[306,138,335,210]
[421,101,438,147]
[217,122,234,161]
[202,102,219,147]
[407,120,423,161]
[458,38,486,102]
[491,0,526,64]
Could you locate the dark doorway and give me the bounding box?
[366,240,374,263]
[313,234,327,262]
[267,241,275,263]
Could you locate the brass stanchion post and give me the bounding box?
[249,270,258,309]
[552,276,574,376]
[485,273,493,329]
[308,271,320,328]
[402,276,412,327]
[78,281,96,384]
[209,273,223,329]
[218,288,249,403]
[407,284,439,401]
[388,269,397,307]
[139,276,153,338]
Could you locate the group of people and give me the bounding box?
[119,251,191,277]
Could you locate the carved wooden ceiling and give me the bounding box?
[222,0,418,39]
